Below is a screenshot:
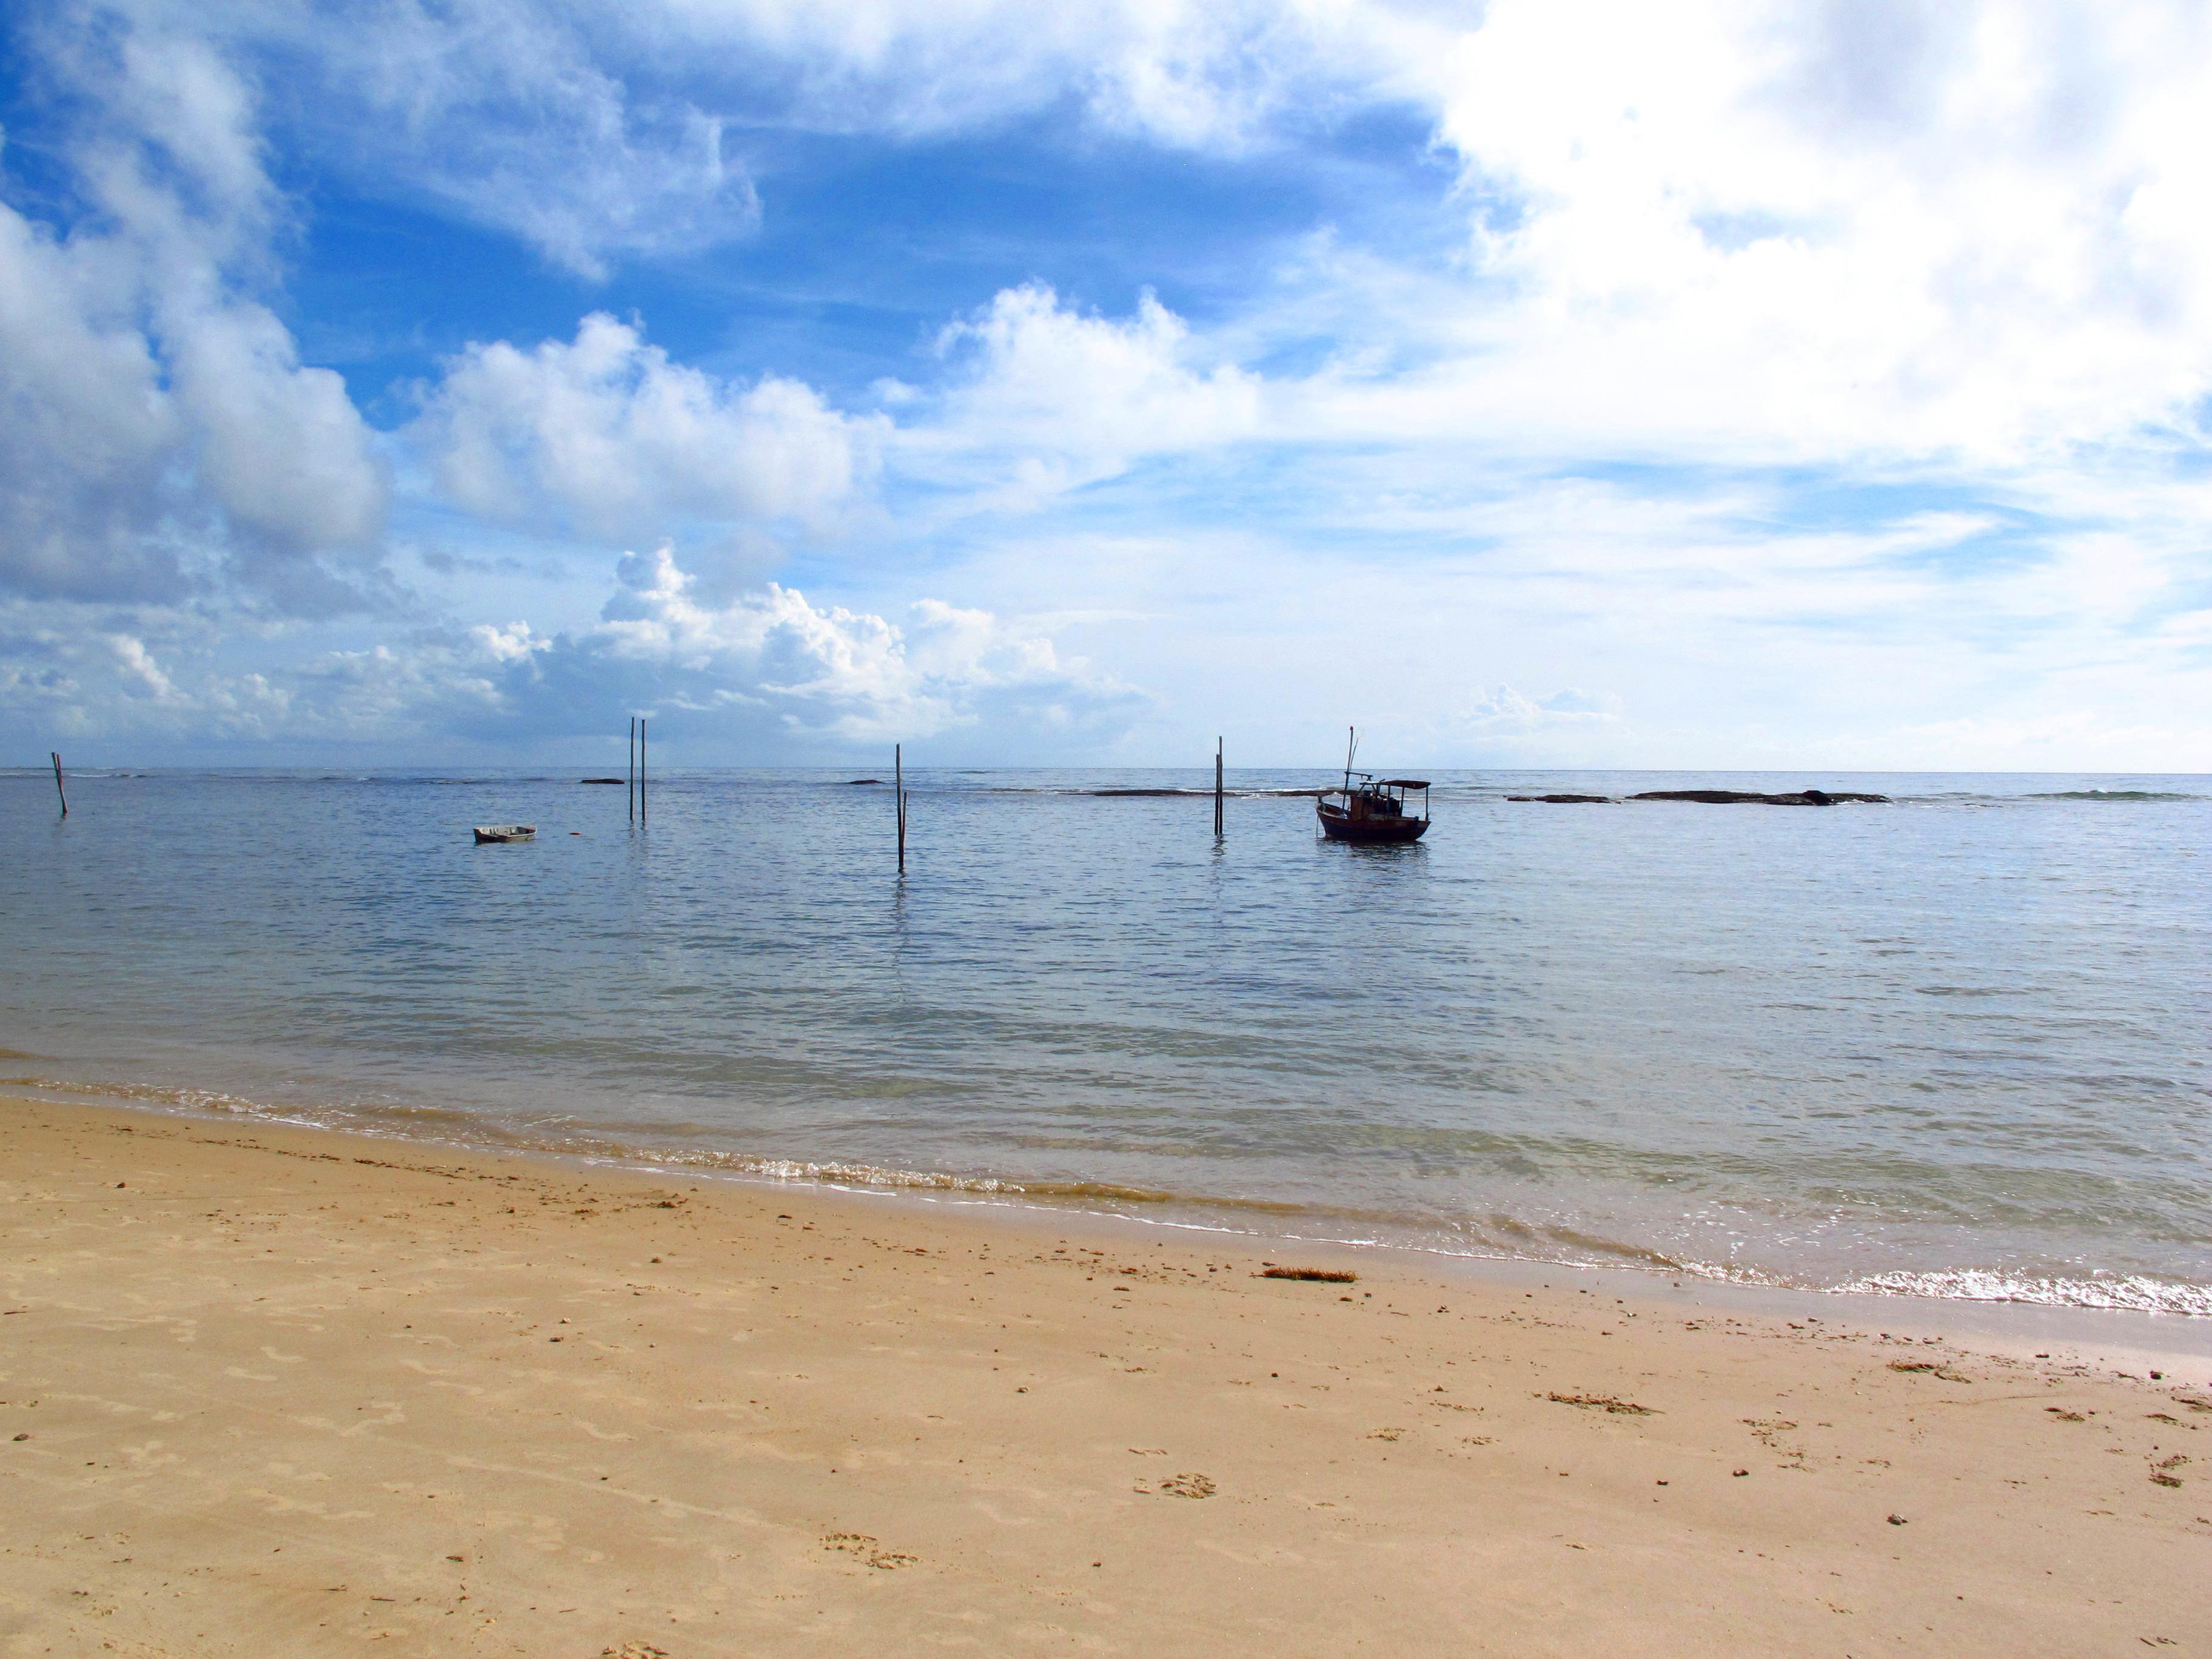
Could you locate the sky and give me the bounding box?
[3,0,2210,771]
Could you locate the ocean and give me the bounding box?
[3,766,2207,1315]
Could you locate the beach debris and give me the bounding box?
[600,1645,668,1658]
[1258,1267,1358,1283]
[1547,1392,1658,1415]
[2150,1455,2188,1488]
[2046,1408,2087,1422]
[1370,1427,1406,1441]
[1733,1469,1750,1477]
[822,1531,913,1566]
[1148,1472,1216,1499]
[1888,1513,1908,1526]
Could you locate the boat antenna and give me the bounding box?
[1344,725,1357,791]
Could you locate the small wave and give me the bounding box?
[2,1074,281,1117]
[15,1074,2210,1320]
[1835,1269,2212,1317]
[560,1134,1185,1204]
[2025,789,2204,802]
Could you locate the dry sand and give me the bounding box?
[1,1094,2206,1657]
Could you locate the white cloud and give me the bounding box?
[8,0,2212,769]
[0,7,387,608]
[586,0,1435,151]
[574,543,1136,743]
[165,303,387,558]
[416,313,882,545]
[269,0,758,279]
[1345,0,2212,464]
[0,548,1142,756]
[47,0,2212,478]
[1430,684,1628,763]
[916,284,1263,508]
[84,0,1439,276]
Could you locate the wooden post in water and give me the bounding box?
[639,718,647,828]
[50,751,67,818]
[628,717,636,823]
[895,744,907,873]
[1214,737,1223,837]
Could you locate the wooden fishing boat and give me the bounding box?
[472,824,535,843]
[1316,729,1430,843]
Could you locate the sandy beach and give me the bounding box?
[1,1094,2205,1657]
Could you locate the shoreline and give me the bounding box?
[4,1091,2207,1655]
[8,1070,2212,1349]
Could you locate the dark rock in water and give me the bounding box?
[1631,788,1890,806]
[578,777,624,784]
[1506,794,1614,803]
[844,778,886,785]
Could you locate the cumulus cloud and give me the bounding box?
[0,548,1141,756]
[8,0,2212,768]
[0,7,387,609]
[414,313,881,546]
[554,543,1139,745]
[38,0,2212,474]
[919,284,1262,508]
[1356,0,2212,463]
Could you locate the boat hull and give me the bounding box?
[1316,806,1429,843]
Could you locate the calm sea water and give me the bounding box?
[3,766,2207,1314]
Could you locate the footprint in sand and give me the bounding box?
[1546,1392,1658,1415]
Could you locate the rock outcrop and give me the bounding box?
[1629,788,1889,806]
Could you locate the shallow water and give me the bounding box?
[3,766,2207,1313]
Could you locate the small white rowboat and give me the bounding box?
[473,824,536,843]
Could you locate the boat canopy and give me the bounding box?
[1373,779,1430,790]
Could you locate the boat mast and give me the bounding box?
[1344,725,1357,793]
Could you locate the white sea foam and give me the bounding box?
[1835,1269,2212,1318]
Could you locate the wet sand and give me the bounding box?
[2,1094,2206,1657]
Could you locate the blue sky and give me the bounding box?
[4,1,2210,769]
